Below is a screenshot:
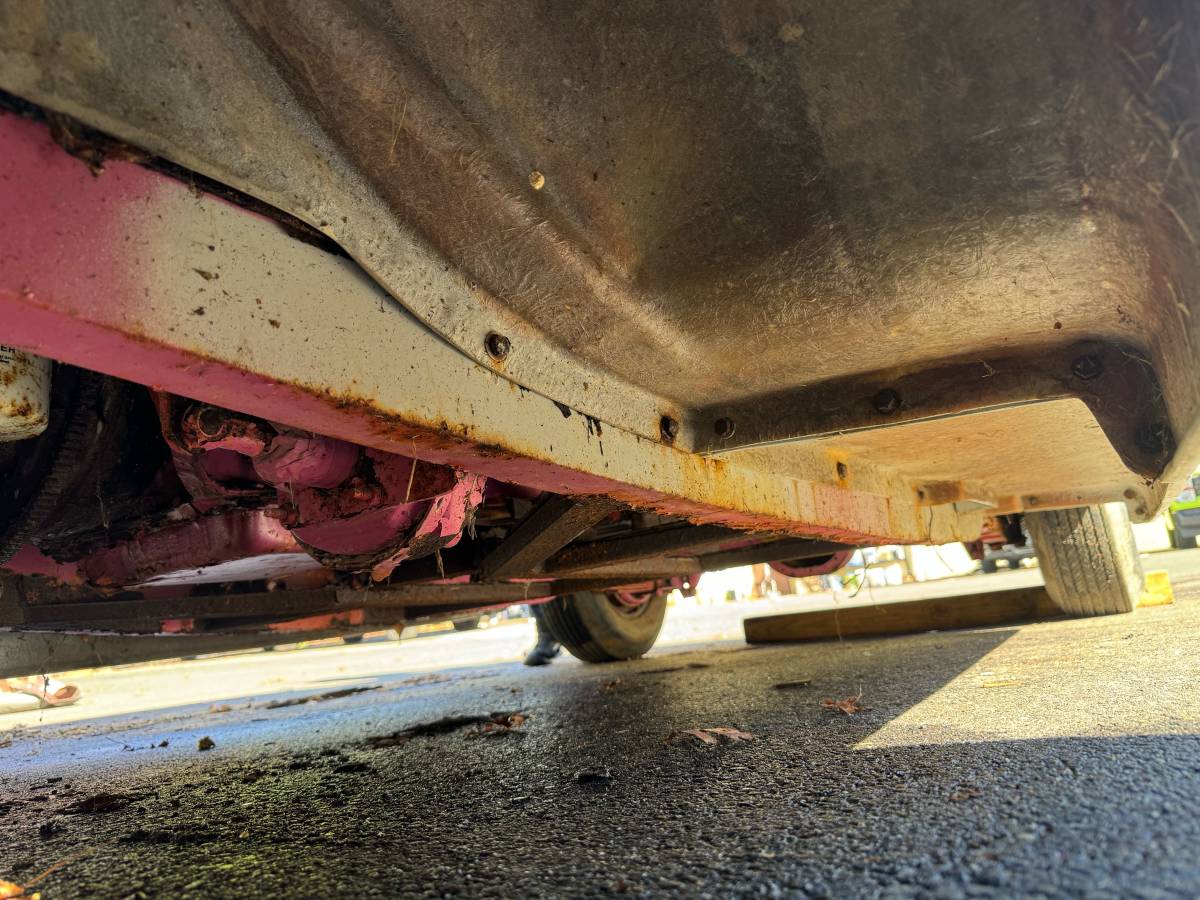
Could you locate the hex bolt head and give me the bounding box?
[1071,354,1103,380]
[193,405,227,440]
[713,417,736,440]
[484,332,511,361]
[660,415,680,443]
[872,388,901,415]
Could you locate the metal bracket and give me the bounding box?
[541,523,848,577]
[478,494,623,581]
[698,341,1176,480]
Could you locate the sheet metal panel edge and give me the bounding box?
[0,114,970,546]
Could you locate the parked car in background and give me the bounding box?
[1166,475,1200,549]
[965,516,1037,574]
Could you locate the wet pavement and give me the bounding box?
[2,561,1200,898]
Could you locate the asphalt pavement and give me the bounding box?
[3,554,1200,898]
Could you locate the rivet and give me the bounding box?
[660,415,680,443]
[1123,488,1137,500]
[714,417,736,439]
[872,389,901,415]
[484,332,511,361]
[1071,354,1104,381]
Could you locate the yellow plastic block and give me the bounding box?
[1138,570,1174,608]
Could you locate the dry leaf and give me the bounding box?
[671,727,756,747]
[0,881,27,899]
[821,695,863,715]
[464,711,527,738]
[197,736,216,751]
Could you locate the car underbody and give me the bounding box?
[0,1,1197,672]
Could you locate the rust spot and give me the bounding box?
[45,110,148,176]
[268,319,281,328]
[191,306,206,316]
[192,268,218,281]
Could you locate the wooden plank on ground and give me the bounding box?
[743,586,1063,644]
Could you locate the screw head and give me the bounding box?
[660,415,680,443]
[713,417,736,440]
[1071,354,1103,381]
[872,388,901,415]
[484,332,511,361]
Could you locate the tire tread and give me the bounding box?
[1026,503,1141,616]
[539,592,666,663]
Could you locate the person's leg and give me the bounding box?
[523,603,561,666]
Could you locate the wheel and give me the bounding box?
[537,591,667,663]
[341,634,364,644]
[980,558,998,574]
[452,615,483,632]
[1025,503,1143,616]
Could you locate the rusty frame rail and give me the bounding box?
[0,111,981,546]
[700,341,1175,481]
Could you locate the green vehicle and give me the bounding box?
[1167,474,1200,549]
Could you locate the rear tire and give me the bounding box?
[538,591,667,663]
[1025,503,1143,616]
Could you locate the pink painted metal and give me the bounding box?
[292,505,423,556]
[368,472,487,580]
[4,545,82,584]
[201,449,259,484]
[0,112,895,546]
[252,433,359,489]
[150,395,487,580]
[268,609,365,634]
[79,509,326,587]
[611,584,657,607]
[769,550,854,579]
